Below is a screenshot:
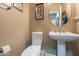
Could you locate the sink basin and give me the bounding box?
[49,32,79,56]
[49,32,79,41]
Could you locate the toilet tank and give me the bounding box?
[32,32,43,46]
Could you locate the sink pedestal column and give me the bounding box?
[57,40,66,56]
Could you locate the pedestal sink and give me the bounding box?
[49,32,79,56]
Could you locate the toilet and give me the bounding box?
[21,32,43,56]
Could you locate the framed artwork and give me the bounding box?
[13,3,23,12]
[0,3,12,10]
[35,3,44,20]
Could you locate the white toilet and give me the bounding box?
[21,32,43,56]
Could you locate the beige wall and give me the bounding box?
[0,4,30,56]
[30,3,57,49]
[30,3,78,55]
[75,4,79,55]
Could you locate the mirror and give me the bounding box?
[49,3,71,27]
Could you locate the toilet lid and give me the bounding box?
[21,45,41,56]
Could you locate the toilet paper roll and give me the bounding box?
[2,45,11,54]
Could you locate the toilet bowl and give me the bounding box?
[21,32,43,56]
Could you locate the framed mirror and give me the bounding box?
[48,3,71,27]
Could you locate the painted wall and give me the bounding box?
[75,3,79,55]
[0,4,30,56]
[30,3,78,55]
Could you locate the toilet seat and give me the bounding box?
[21,45,41,56]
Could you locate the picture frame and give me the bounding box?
[35,3,44,20]
[0,3,12,10]
[13,3,23,12]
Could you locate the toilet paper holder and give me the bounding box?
[0,45,11,54]
[0,48,3,54]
